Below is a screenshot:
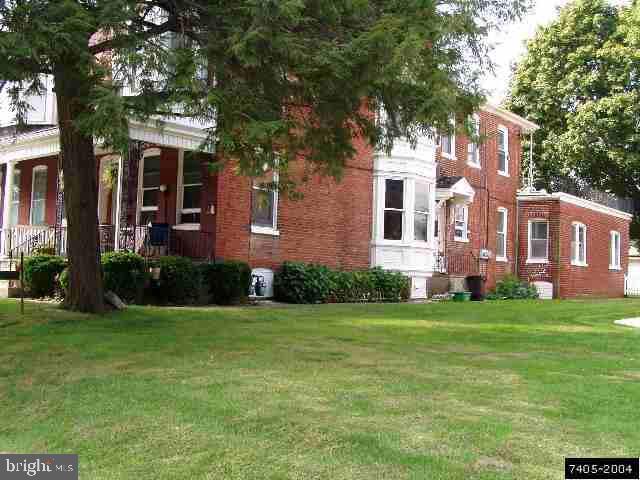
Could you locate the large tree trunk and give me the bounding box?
[54,65,105,314]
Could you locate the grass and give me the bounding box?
[2,299,640,479]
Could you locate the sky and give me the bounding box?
[483,0,630,105]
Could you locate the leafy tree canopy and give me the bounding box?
[2,0,529,181]
[507,0,639,202]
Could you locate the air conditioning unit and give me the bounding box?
[479,249,491,260]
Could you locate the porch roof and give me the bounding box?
[0,119,211,164]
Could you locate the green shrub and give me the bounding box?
[201,261,252,305]
[101,251,148,303]
[58,268,69,296]
[487,275,539,300]
[152,256,201,305]
[276,262,409,304]
[274,262,333,304]
[23,254,67,298]
[33,246,56,256]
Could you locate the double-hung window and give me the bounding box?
[497,125,509,175]
[9,168,21,226]
[139,151,161,225]
[30,166,47,226]
[440,116,456,159]
[610,231,621,270]
[414,182,431,242]
[571,222,587,266]
[251,170,279,234]
[467,115,481,167]
[496,208,507,261]
[528,220,549,262]
[179,154,202,224]
[384,179,404,241]
[454,204,469,242]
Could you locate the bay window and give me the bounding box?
[414,182,431,242]
[610,231,621,270]
[179,153,202,224]
[528,220,549,262]
[496,208,507,261]
[571,222,587,266]
[454,204,468,242]
[30,166,47,226]
[384,179,404,241]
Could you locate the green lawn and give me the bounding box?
[2,299,640,479]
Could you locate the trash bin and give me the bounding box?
[466,275,485,301]
[150,222,170,246]
[452,291,471,302]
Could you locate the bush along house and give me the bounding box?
[0,79,631,300]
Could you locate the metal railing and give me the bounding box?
[435,252,480,276]
[1,224,215,261]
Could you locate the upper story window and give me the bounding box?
[571,222,587,266]
[179,154,202,225]
[496,208,507,261]
[454,204,469,242]
[497,125,509,176]
[30,166,47,226]
[467,114,481,168]
[439,116,456,160]
[384,179,404,241]
[10,168,21,226]
[251,170,279,235]
[414,182,431,242]
[610,231,621,270]
[528,220,549,262]
[138,150,161,225]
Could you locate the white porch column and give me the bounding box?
[1,162,15,257]
[114,154,124,251]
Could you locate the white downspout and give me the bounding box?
[1,162,15,257]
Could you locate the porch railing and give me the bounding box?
[1,224,214,261]
[435,252,480,276]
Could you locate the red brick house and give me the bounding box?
[517,190,632,299]
[433,105,539,293]
[0,82,632,299]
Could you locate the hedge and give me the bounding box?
[201,261,251,305]
[101,251,148,303]
[23,254,67,298]
[274,262,410,304]
[486,275,539,300]
[152,256,202,305]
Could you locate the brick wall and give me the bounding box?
[215,137,374,271]
[518,198,630,298]
[436,110,523,290]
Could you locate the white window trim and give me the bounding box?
[29,165,47,226]
[453,204,469,243]
[251,170,279,236]
[9,168,21,226]
[527,219,549,264]
[497,124,510,177]
[176,149,202,228]
[571,222,588,267]
[137,148,161,225]
[467,114,481,168]
[440,115,456,160]
[496,207,508,262]
[413,181,431,243]
[381,177,406,242]
[610,230,621,270]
